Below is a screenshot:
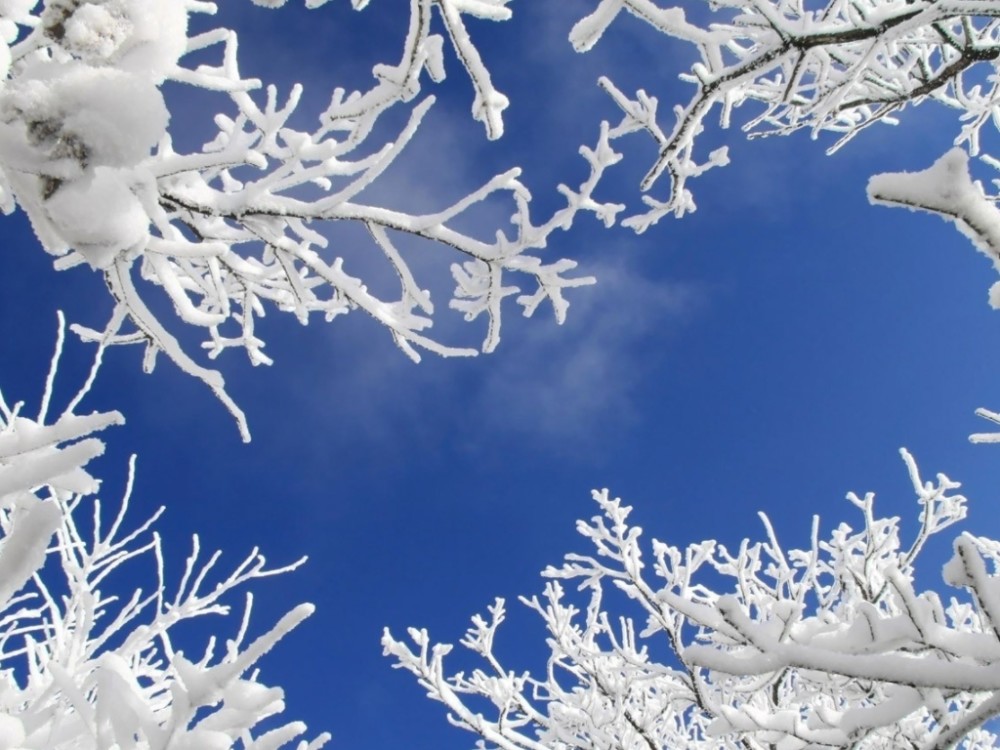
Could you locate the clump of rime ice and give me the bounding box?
[0,61,167,171]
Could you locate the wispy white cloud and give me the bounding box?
[253,246,709,459]
[467,255,707,449]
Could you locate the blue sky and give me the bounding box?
[5,1,1000,747]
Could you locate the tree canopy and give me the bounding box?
[3,1,1000,749]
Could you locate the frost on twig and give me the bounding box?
[0,0,624,440]
[384,449,1000,749]
[0,316,323,749]
[570,0,1000,232]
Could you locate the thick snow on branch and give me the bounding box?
[384,449,1000,749]
[868,149,1000,285]
[868,150,1000,446]
[0,321,322,749]
[570,0,1000,232]
[0,1,624,440]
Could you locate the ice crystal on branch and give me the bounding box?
[0,0,624,441]
[384,450,1000,749]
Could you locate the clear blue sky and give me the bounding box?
[3,2,1000,748]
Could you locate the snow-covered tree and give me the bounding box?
[565,0,1000,436]
[6,0,1000,442]
[4,0,1000,445]
[384,450,1000,750]
[0,319,322,749]
[12,2,1000,745]
[0,0,624,440]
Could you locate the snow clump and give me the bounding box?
[0,62,167,175]
[0,60,168,266]
[0,1,188,268]
[42,0,188,80]
[43,166,151,267]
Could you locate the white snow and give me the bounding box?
[49,0,188,80]
[44,167,149,267]
[869,149,1000,295]
[0,62,168,172]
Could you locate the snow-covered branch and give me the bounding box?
[0,318,322,748]
[867,150,1000,445]
[570,0,1000,232]
[0,1,624,440]
[566,1,1000,446]
[384,449,1000,749]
